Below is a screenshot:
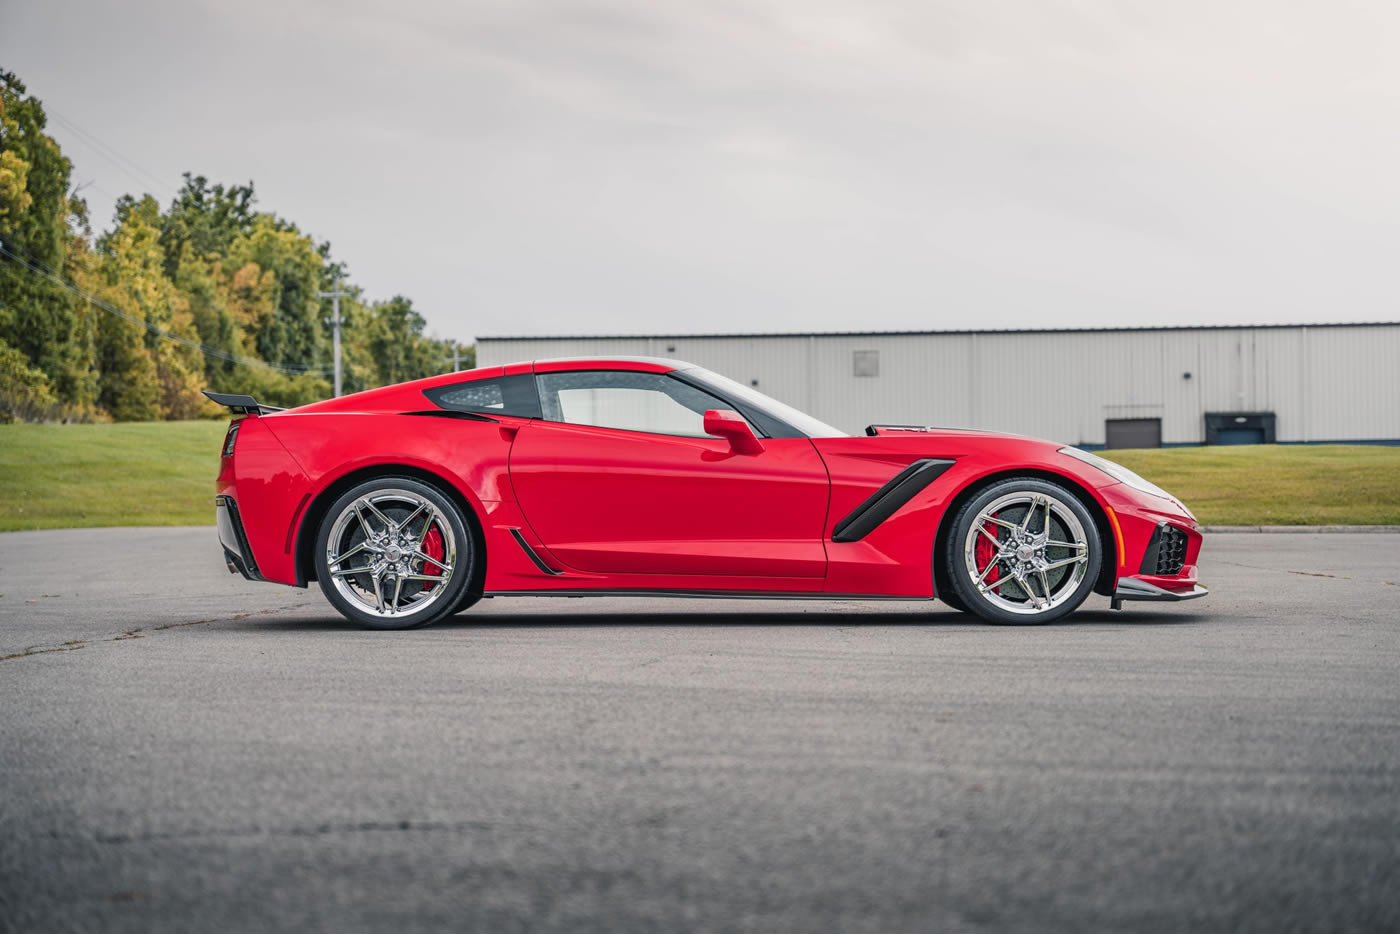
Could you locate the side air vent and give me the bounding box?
[1140,523,1188,576]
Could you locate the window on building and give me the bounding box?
[536,370,741,437]
[853,350,879,377]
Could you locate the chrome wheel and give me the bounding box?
[961,490,1090,617]
[324,488,457,621]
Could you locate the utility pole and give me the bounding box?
[317,278,350,397]
[451,341,460,372]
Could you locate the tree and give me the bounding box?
[228,216,327,369]
[366,295,449,385]
[0,71,89,406]
[0,68,471,421]
[88,196,203,419]
[158,173,255,281]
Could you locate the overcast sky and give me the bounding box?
[4,0,1397,341]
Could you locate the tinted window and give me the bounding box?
[536,370,748,437]
[423,373,541,418]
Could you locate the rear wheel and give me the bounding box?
[943,478,1101,625]
[314,478,474,630]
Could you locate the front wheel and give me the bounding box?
[314,478,474,630]
[942,478,1102,625]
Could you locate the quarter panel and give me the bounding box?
[813,434,1127,597]
[220,417,312,586]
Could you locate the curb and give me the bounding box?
[1200,525,1400,534]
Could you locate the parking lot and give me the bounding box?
[1,528,1397,933]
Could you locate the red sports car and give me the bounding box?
[207,357,1206,629]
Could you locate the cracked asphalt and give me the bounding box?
[1,528,1398,933]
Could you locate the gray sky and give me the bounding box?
[4,0,1397,342]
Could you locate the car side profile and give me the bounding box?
[208,357,1206,629]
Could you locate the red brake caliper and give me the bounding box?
[420,526,445,591]
[974,511,1000,587]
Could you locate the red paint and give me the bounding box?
[214,358,1204,604]
[420,526,444,589]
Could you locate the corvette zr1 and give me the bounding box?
[207,356,1206,629]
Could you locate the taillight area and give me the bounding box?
[223,422,241,458]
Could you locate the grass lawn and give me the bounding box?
[0,421,227,531]
[1,422,1397,530]
[1103,444,1400,526]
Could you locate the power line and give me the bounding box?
[45,109,175,201]
[0,242,333,375]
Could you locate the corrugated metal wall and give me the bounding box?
[477,325,1400,445]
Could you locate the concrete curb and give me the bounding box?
[1200,525,1400,534]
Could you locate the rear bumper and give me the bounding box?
[1114,577,1208,602]
[216,495,262,581]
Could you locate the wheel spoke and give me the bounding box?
[391,574,404,612]
[1043,540,1084,551]
[401,573,448,582]
[328,540,370,566]
[981,514,1020,532]
[352,502,377,538]
[412,550,452,573]
[361,498,395,531]
[1018,497,1039,534]
[975,523,1003,550]
[371,572,386,612]
[1041,554,1088,572]
[1037,570,1052,606]
[975,556,1000,585]
[1024,575,1044,609]
[329,564,376,578]
[980,575,1014,593]
[399,502,429,536]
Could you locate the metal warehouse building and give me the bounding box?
[477,323,1400,448]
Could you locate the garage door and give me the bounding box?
[1105,418,1162,450]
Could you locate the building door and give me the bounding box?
[1105,418,1162,450]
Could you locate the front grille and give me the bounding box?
[1141,523,1188,576]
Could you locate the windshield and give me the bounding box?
[682,367,848,438]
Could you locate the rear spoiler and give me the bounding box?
[202,391,286,416]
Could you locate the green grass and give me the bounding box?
[1,422,1397,530]
[1102,444,1400,526]
[0,421,227,531]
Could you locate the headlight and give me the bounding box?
[1057,446,1186,510]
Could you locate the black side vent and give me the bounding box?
[1140,524,1188,576]
[832,458,955,543]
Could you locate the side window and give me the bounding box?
[536,370,747,438]
[423,373,541,417]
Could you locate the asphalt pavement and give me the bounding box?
[1,528,1397,932]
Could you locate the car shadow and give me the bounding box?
[237,603,1212,633]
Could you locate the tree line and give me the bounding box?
[0,70,472,422]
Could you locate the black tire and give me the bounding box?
[942,477,1102,625]
[315,477,475,630]
[450,591,484,615]
[938,588,970,614]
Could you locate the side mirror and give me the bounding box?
[704,409,764,455]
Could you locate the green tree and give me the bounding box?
[365,295,448,385]
[0,71,89,405]
[228,215,326,369]
[158,173,255,281]
[88,196,204,419]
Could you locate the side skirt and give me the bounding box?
[482,589,934,601]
